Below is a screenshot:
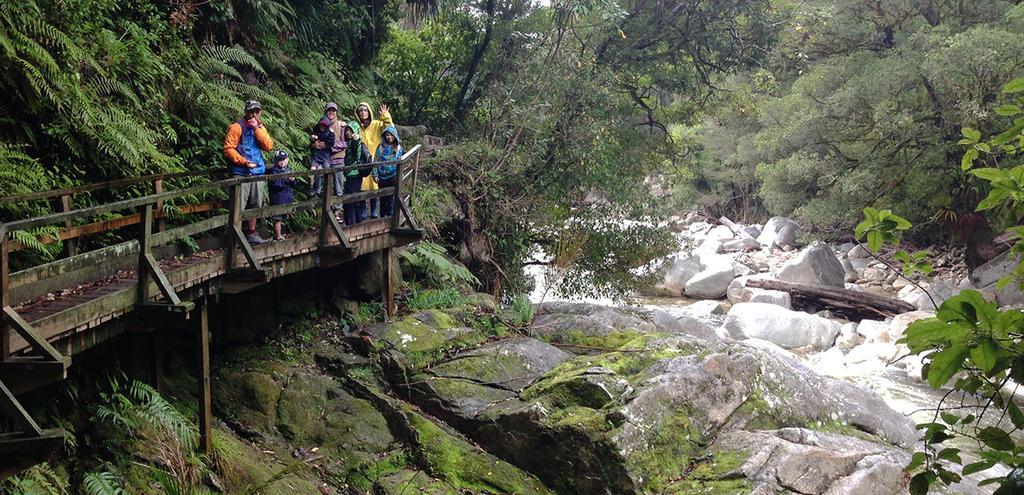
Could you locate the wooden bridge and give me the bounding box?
[0,146,425,476]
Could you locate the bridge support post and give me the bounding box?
[382,248,394,321]
[196,301,212,455]
[1,224,9,359]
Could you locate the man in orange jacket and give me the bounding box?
[223,100,274,245]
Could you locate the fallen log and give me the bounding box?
[746,278,916,321]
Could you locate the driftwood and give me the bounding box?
[746,278,916,321]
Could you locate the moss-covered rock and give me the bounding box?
[212,370,282,438]
[276,371,394,459]
[366,310,485,368]
[213,429,322,493]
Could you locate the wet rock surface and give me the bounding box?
[365,302,918,494]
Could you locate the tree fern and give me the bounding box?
[400,242,480,288]
[82,471,125,495]
[1,463,69,495]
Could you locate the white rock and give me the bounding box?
[660,256,702,295]
[855,319,891,343]
[835,322,863,352]
[841,258,858,283]
[776,243,846,287]
[844,283,863,292]
[748,289,791,309]
[707,225,735,241]
[727,274,773,304]
[887,311,935,343]
[722,302,841,350]
[809,346,848,377]
[684,265,736,299]
[720,237,760,253]
[861,267,887,282]
[756,216,800,249]
[848,245,870,259]
[846,342,900,367]
[696,238,724,255]
[971,251,1024,306]
[849,257,872,271]
[898,281,958,311]
[681,299,727,318]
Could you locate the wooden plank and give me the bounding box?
[0,169,222,206]
[0,358,67,395]
[0,379,41,434]
[9,202,221,252]
[137,204,153,303]
[227,185,241,269]
[1,225,8,309]
[151,214,227,246]
[154,179,165,233]
[392,162,403,230]
[7,170,341,231]
[196,302,212,455]
[3,307,68,365]
[58,194,77,257]
[239,199,318,221]
[143,253,184,306]
[232,227,262,270]
[0,428,64,477]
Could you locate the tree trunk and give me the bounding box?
[745,279,916,321]
[453,0,495,123]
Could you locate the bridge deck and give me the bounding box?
[0,145,425,471]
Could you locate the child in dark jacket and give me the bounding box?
[373,125,404,218]
[268,150,296,241]
[308,116,334,196]
[342,121,371,225]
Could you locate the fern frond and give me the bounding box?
[82,471,125,495]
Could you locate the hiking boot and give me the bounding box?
[246,232,267,245]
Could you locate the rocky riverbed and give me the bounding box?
[203,214,1019,494]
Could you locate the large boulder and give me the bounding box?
[757,216,800,249]
[898,281,958,311]
[720,237,760,253]
[684,262,736,299]
[776,243,846,287]
[726,274,772,303]
[971,251,1024,306]
[722,302,841,350]
[660,256,702,295]
[713,428,909,495]
[383,305,915,495]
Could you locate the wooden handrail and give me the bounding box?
[0,170,223,205]
[5,145,422,231]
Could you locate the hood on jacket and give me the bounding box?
[355,102,374,128]
[346,121,361,138]
[380,125,401,146]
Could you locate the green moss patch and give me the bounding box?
[372,310,486,368]
[407,412,554,495]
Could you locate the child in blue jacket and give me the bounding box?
[268,150,296,241]
[373,126,404,218]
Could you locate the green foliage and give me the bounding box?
[82,471,126,495]
[893,250,933,277]
[1,464,69,495]
[405,286,466,311]
[675,2,1024,238]
[400,242,480,288]
[893,91,1024,493]
[853,207,911,253]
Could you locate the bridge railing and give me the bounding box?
[0,144,423,358]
